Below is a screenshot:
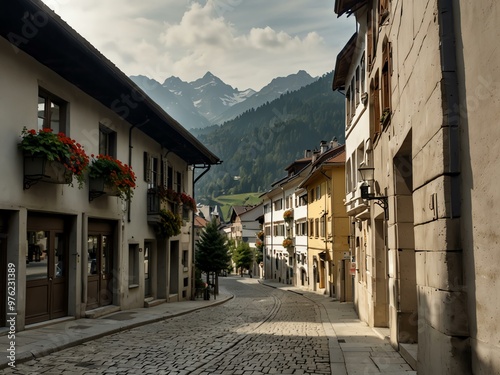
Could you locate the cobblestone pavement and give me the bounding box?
[4,277,331,375]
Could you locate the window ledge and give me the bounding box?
[128,284,139,289]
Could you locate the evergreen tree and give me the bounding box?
[195,218,231,284]
[232,242,254,275]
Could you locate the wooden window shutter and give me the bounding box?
[367,10,373,71]
[162,159,168,187]
[143,152,151,182]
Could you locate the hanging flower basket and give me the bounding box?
[88,154,136,201]
[283,209,294,223]
[255,239,263,250]
[19,127,89,189]
[180,192,197,212]
[154,209,182,239]
[282,238,293,248]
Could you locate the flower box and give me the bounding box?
[19,128,89,189]
[89,176,122,200]
[24,154,73,188]
[88,154,136,201]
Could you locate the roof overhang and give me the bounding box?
[332,32,358,91]
[334,0,368,17]
[0,0,220,165]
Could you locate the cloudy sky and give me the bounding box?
[42,0,355,91]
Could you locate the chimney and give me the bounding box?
[330,137,339,149]
[320,141,328,154]
[304,149,312,158]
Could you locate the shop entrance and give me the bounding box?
[26,215,68,325]
[87,221,115,310]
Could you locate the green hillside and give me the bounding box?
[210,193,263,220]
[193,71,345,202]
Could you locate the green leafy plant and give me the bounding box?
[88,154,136,199]
[19,127,89,188]
[154,209,182,239]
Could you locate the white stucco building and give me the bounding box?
[0,0,219,330]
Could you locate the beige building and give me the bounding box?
[0,0,219,330]
[334,0,500,373]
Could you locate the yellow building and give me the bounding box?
[299,142,351,299]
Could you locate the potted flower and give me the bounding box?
[282,238,293,248]
[154,209,182,239]
[255,239,263,250]
[180,192,197,212]
[88,154,136,200]
[19,127,89,188]
[283,209,294,223]
[257,231,264,240]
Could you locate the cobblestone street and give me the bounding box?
[5,277,331,375]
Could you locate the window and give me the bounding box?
[309,219,314,237]
[99,124,117,157]
[310,188,315,202]
[175,171,182,193]
[315,219,319,238]
[370,72,381,140]
[296,221,308,236]
[265,226,271,236]
[167,166,173,189]
[128,244,139,287]
[346,86,351,123]
[182,250,189,271]
[264,204,271,214]
[144,153,159,187]
[320,216,325,238]
[366,9,375,72]
[316,185,321,200]
[273,224,285,236]
[38,90,66,133]
[360,55,366,95]
[274,199,283,211]
[355,66,360,107]
[381,40,392,125]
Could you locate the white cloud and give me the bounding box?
[41,0,355,90]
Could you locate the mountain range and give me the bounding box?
[130,70,317,129]
[190,71,346,200]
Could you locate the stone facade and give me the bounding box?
[334,0,500,373]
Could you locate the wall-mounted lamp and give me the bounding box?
[358,163,388,217]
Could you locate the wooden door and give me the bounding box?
[87,222,114,310]
[26,216,68,325]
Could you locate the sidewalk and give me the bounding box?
[0,294,233,370]
[259,280,417,375]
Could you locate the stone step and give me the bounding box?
[84,305,121,319]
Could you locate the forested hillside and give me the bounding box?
[193,71,345,202]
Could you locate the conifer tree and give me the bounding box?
[195,218,231,284]
[233,242,254,276]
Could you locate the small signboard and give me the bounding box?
[349,262,356,276]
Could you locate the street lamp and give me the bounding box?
[358,163,388,216]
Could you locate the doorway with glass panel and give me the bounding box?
[87,221,115,310]
[26,214,68,325]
